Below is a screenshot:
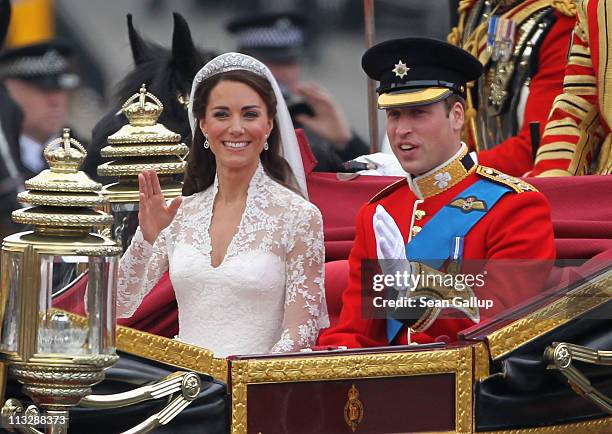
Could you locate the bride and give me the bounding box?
[116,52,329,357]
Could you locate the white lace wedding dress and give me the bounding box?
[117,164,329,357]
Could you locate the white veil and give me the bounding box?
[188,52,308,197]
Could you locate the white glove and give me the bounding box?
[374,204,406,261]
[373,205,414,289]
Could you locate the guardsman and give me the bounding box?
[531,0,611,176]
[448,0,576,176]
[319,38,556,347]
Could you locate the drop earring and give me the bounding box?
[263,141,269,151]
[203,133,209,149]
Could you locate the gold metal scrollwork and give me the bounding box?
[545,342,612,414]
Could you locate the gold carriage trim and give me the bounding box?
[486,267,612,360]
[106,127,182,145]
[482,417,612,434]
[100,143,189,158]
[16,191,108,208]
[473,341,491,381]
[116,325,228,383]
[97,161,187,177]
[101,182,184,204]
[230,346,474,434]
[12,209,113,228]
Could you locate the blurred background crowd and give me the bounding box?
[8,0,455,145]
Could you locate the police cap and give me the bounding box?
[0,38,79,90]
[227,12,308,63]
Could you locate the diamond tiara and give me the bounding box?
[192,52,268,86]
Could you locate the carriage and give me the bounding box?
[0,3,611,433]
[2,123,610,433]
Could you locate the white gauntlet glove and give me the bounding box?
[373,205,431,335]
[373,205,414,291]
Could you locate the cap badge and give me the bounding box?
[392,60,409,79]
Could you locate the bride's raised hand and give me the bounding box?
[138,169,182,244]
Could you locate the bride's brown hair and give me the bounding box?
[182,69,301,196]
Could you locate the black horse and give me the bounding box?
[82,12,216,182]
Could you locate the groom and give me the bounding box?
[319,38,556,347]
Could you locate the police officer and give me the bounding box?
[226,12,369,172]
[0,38,80,180]
[319,38,556,347]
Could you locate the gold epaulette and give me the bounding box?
[552,0,577,17]
[476,166,538,193]
[368,179,406,204]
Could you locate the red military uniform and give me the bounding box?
[319,149,556,348]
[531,0,612,176]
[449,0,576,176]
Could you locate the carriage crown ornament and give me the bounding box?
[0,129,121,431]
[97,83,188,253]
[0,128,202,433]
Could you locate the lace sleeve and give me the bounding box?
[116,227,169,318]
[270,203,328,353]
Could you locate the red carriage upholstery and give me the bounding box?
[323,260,350,329]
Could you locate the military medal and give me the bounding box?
[487,15,516,62]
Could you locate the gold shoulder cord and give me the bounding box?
[551,0,578,16]
[447,0,476,46]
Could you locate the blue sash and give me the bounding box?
[386,179,513,343]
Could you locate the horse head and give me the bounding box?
[84,13,216,180]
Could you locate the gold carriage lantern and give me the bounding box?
[98,84,188,251]
[0,129,121,429]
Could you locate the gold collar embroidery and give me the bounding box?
[408,145,476,199]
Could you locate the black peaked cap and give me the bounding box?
[362,37,483,108]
